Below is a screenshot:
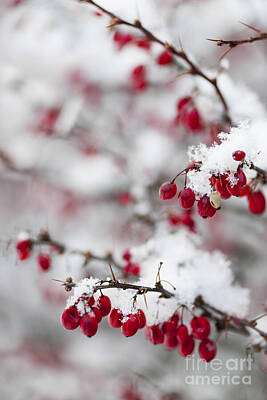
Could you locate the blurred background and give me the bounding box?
[0,0,266,399]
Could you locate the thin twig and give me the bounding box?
[79,0,231,122]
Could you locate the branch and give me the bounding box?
[32,229,123,271]
[60,277,267,344]
[207,22,267,60]
[79,0,231,123]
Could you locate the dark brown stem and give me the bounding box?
[79,0,231,123]
[61,277,267,343]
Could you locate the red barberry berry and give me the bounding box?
[113,31,133,49]
[37,254,51,272]
[136,39,151,50]
[178,187,195,209]
[168,213,181,227]
[180,211,196,232]
[184,108,203,131]
[61,306,80,330]
[136,309,146,329]
[146,324,164,344]
[97,295,111,317]
[190,316,210,340]
[162,314,179,337]
[232,150,246,161]
[159,181,177,200]
[157,50,173,66]
[178,335,195,357]
[198,338,216,362]
[36,108,60,135]
[16,239,31,261]
[88,296,95,307]
[80,313,98,337]
[131,65,148,92]
[123,262,140,276]
[164,334,178,349]
[215,178,231,199]
[247,190,266,214]
[176,97,192,112]
[92,307,102,323]
[121,314,139,337]
[176,324,189,343]
[197,195,217,218]
[122,249,131,262]
[109,308,123,328]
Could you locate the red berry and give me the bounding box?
[113,31,133,49]
[180,211,196,232]
[226,183,242,197]
[37,254,51,272]
[16,239,31,261]
[164,334,178,349]
[247,190,266,214]
[176,325,189,343]
[198,338,216,362]
[232,150,246,161]
[162,314,179,337]
[177,97,192,112]
[97,295,111,317]
[178,188,195,209]
[235,169,247,186]
[239,185,250,197]
[121,314,139,337]
[37,108,60,135]
[197,195,217,218]
[122,249,131,262]
[80,313,98,337]
[108,308,123,328]
[168,213,181,227]
[91,307,102,323]
[184,108,203,131]
[118,192,133,206]
[190,316,210,340]
[123,262,140,276]
[131,65,148,92]
[215,178,231,199]
[136,309,146,329]
[178,335,195,357]
[88,296,95,307]
[136,39,151,50]
[159,181,177,200]
[146,324,164,344]
[61,306,80,330]
[157,50,173,66]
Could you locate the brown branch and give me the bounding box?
[207,22,267,60]
[33,229,123,271]
[60,276,267,344]
[79,0,231,123]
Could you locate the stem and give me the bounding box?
[80,0,231,122]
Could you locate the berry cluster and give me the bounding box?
[145,314,216,362]
[15,239,51,272]
[159,150,266,218]
[168,210,195,232]
[61,289,216,362]
[122,249,141,276]
[174,97,204,132]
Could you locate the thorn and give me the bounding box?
[239,21,262,34]
[108,263,117,282]
[218,46,233,61]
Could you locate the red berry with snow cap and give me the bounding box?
[121,314,139,337]
[136,309,146,329]
[159,181,177,200]
[176,324,189,343]
[215,179,231,199]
